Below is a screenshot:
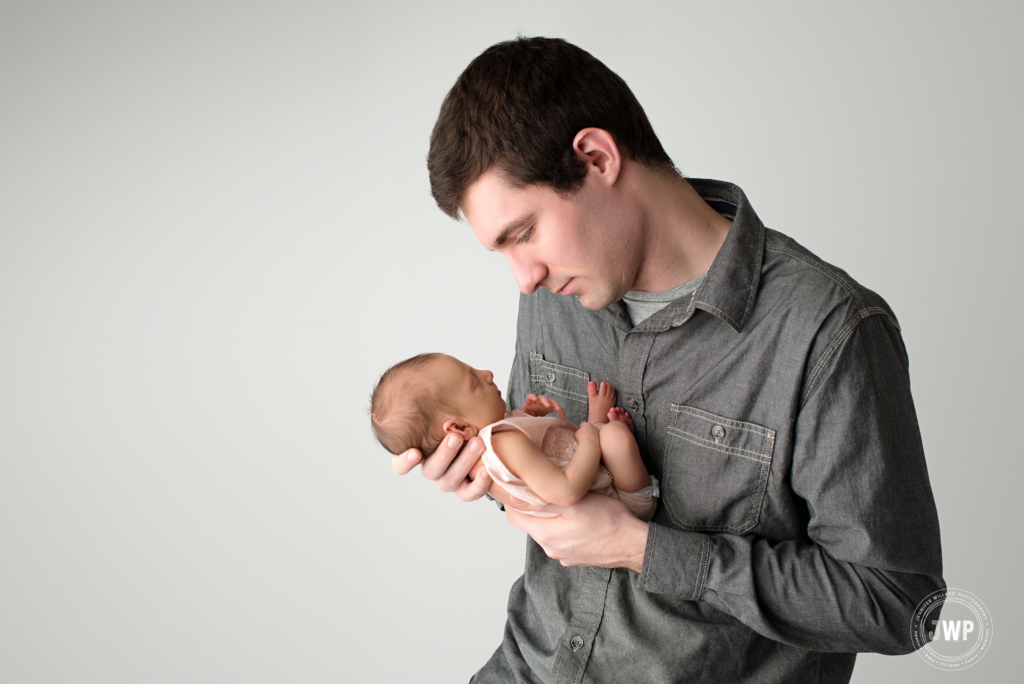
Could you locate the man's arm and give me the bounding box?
[510,314,944,654]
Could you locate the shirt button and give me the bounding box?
[545,371,556,383]
[712,425,726,441]
[570,636,584,651]
[627,399,639,411]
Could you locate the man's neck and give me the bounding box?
[627,169,732,293]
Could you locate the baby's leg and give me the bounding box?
[597,419,651,494]
[587,381,617,424]
[606,406,635,433]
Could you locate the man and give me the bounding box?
[393,37,943,683]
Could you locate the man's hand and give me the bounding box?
[506,493,650,573]
[390,434,492,502]
[390,434,547,511]
[520,393,566,418]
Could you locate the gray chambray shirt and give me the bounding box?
[473,179,944,684]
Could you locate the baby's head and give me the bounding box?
[370,353,508,456]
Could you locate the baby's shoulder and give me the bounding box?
[490,428,540,453]
[490,429,545,472]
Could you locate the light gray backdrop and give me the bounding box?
[1,1,1019,682]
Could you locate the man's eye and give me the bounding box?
[515,227,534,245]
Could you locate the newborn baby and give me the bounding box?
[370,353,658,519]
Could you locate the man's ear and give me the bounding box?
[442,418,479,440]
[573,127,621,186]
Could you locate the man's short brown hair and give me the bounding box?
[428,36,674,219]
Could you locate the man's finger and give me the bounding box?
[506,504,566,537]
[456,467,492,502]
[435,436,485,493]
[391,448,422,475]
[484,481,549,513]
[420,433,464,481]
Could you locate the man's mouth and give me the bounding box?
[554,278,573,295]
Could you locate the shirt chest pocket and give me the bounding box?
[529,352,590,426]
[661,405,775,534]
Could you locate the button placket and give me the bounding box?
[617,331,656,446]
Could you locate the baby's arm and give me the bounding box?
[490,423,601,507]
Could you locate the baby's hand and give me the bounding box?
[521,393,566,419]
[575,421,599,444]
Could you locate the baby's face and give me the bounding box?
[427,355,508,429]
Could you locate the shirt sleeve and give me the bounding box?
[639,313,945,654]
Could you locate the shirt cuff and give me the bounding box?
[639,522,711,601]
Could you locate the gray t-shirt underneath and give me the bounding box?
[621,274,705,326]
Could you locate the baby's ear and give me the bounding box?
[442,418,479,440]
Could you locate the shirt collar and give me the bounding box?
[686,178,765,332]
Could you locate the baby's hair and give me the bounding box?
[369,353,457,457]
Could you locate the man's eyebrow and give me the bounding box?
[489,214,534,250]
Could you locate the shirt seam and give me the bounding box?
[642,523,658,592]
[765,242,867,312]
[799,307,895,408]
[694,534,710,600]
[671,405,772,435]
[665,427,772,463]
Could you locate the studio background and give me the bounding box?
[1,1,1019,682]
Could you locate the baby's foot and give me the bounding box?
[607,407,636,434]
[587,381,617,423]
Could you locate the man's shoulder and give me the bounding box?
[761,228,900,331]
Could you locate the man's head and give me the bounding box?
[428,37,678,310]
[428,36,672,219]
[370,354,508,456]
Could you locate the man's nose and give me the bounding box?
[507,253,546,295]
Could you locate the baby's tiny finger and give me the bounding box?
[550,399,566,417]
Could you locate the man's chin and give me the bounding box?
[576,292,615,311]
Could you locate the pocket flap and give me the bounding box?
[667,405,775,464]
[530,352,591,402]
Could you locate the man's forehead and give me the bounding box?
[462,169,537,245]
